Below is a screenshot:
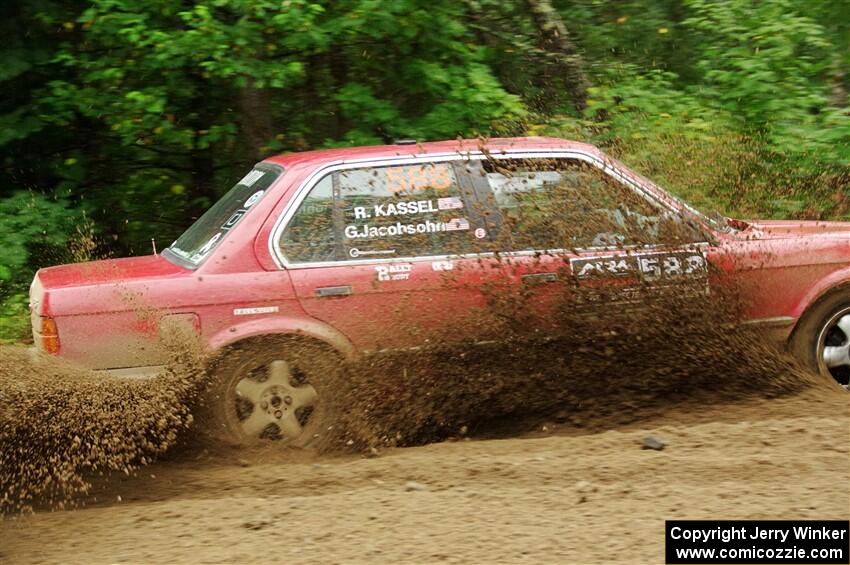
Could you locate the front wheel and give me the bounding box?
[203,338,336,447]
[790,292,850,390]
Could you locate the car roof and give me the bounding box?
[261,137,602,169]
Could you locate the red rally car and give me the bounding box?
[29,137,850,445]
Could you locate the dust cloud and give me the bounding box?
[0,331,209,513]
[319,280,824,451]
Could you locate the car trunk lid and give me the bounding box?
[35,255,187,292]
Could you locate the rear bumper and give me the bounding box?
[27,347,164,379]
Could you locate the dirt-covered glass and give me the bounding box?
[168,166,281,265]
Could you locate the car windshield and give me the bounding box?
[167,165,281,265]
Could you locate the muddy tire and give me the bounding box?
[202,337,339,447]
[789,289,850,390]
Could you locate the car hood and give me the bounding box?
[36,254,188,290]
[739,220,850,239]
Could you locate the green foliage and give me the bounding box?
[0,294,29,344]
[542,60,847,224]
[0,192,77,288]
[683,0,850,162]
[0,191,79,341]
[583,66,727,142]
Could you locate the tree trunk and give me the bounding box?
[523,0,588,113]
[238,83,275,161]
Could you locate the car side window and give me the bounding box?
[482,158,707,251]
[279,175,336,263]
[279,162,483,263]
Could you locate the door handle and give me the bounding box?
[522,272,559,284]
[315,285,353,297]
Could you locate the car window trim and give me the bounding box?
[268,150,714,270]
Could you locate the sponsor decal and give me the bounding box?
[221,209,246,230]
[432,260,454,272]
[349,247,397,258]
[437,196,464,210]
[238,169,265,187]
[375,263,412,282]
[191,232,222,262]
[244,190,264,208]
[570,250,709,308]
[233,306,280,316]
[571,250,707,282]
[344,218,470,239]
[444,217,470,232]
[352,197,464,220]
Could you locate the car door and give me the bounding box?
[275,158,500,350]
[467,154,714,329]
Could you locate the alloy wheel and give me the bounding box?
[232,360,319,441]
[819,312,850,389]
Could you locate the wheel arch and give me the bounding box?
[789,277,850,345]
[206,316,357,362]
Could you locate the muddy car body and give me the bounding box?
[29,137,850,442]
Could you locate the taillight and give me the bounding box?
[40,316,60,354]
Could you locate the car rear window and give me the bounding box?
[168,165,281,265]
